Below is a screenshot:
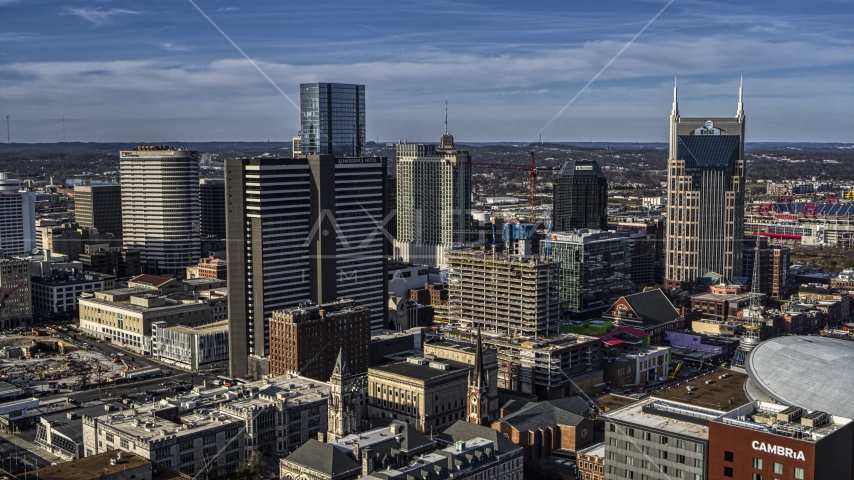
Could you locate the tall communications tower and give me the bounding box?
[733,240,764,367]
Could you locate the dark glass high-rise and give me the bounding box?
[300,83,366,158]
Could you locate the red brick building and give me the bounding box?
[602,290,685,344]
[197,255,227,280]
[708,402,854,480]
[491,397,594,462]
[576,443,604,480]
[269,299,370,381]
[409,283,448,306]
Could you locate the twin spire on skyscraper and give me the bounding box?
[671,75,744,119]
[672,76,679,117]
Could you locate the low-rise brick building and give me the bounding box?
[577,442,605,480]
[491,397,594,462]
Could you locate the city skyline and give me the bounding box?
[0,0,852,143]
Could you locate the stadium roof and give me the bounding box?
[746,336,854,419]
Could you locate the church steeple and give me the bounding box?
[327,348,357,442]
[332,347,347,377]
[473,328,484,387]
[467,329,489,425]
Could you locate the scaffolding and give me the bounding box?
[444,326,600,398]
[445,249,560,339]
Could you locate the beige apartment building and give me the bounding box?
[78,287,212,354]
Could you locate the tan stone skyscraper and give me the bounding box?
[665,78,746,290]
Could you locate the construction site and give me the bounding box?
[0,334,123,392]
[444,246,560,338]
[442,325,603,400]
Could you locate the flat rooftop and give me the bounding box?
[31,275,104,286]
[651,370,750,412]
[162,320,229,335]
[716,401,852,443]
[604,398,711,440]
[369,357,470,382]
[87,408,240,442]
[596,394,641,412]
[578,442,605,459]
[27,450,149,480]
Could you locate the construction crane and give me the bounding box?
[668,362,682,380]
[0,282,24,313]
[467,152,556,224]
[119,357,136,372]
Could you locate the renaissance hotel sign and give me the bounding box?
[752,441,806,461]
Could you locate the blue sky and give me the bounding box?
[0,0,853,143]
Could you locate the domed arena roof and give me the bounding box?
[746,336,854,419]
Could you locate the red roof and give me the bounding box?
[603,339,624,346]
[599,326,648,340]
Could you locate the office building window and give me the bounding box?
[724,466,734,478]
[753,458,763,469]
[773,463,783,474]
[794,468,805,479]
[724,451,734,462]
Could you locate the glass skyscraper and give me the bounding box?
[300,83,366,158]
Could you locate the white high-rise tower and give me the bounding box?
[120,146,200,277]
[0,173,35,256]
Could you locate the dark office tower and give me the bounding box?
[552,160,608,232]
[665,79,746,291]
[75,185,122,236]
[199,179,226,239]
[225,155,388,379]
[299,83,366,158]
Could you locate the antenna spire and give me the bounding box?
[671,76,679,117]
[737,75,745,119]
[444,99,448,134]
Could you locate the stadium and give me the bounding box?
[745,335,854,419]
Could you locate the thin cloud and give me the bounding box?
[217,7,238,12]
[159,42,190,52]
[66,7,141,26]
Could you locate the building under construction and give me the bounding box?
[445,248,560,338]
[442,326,602,400]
